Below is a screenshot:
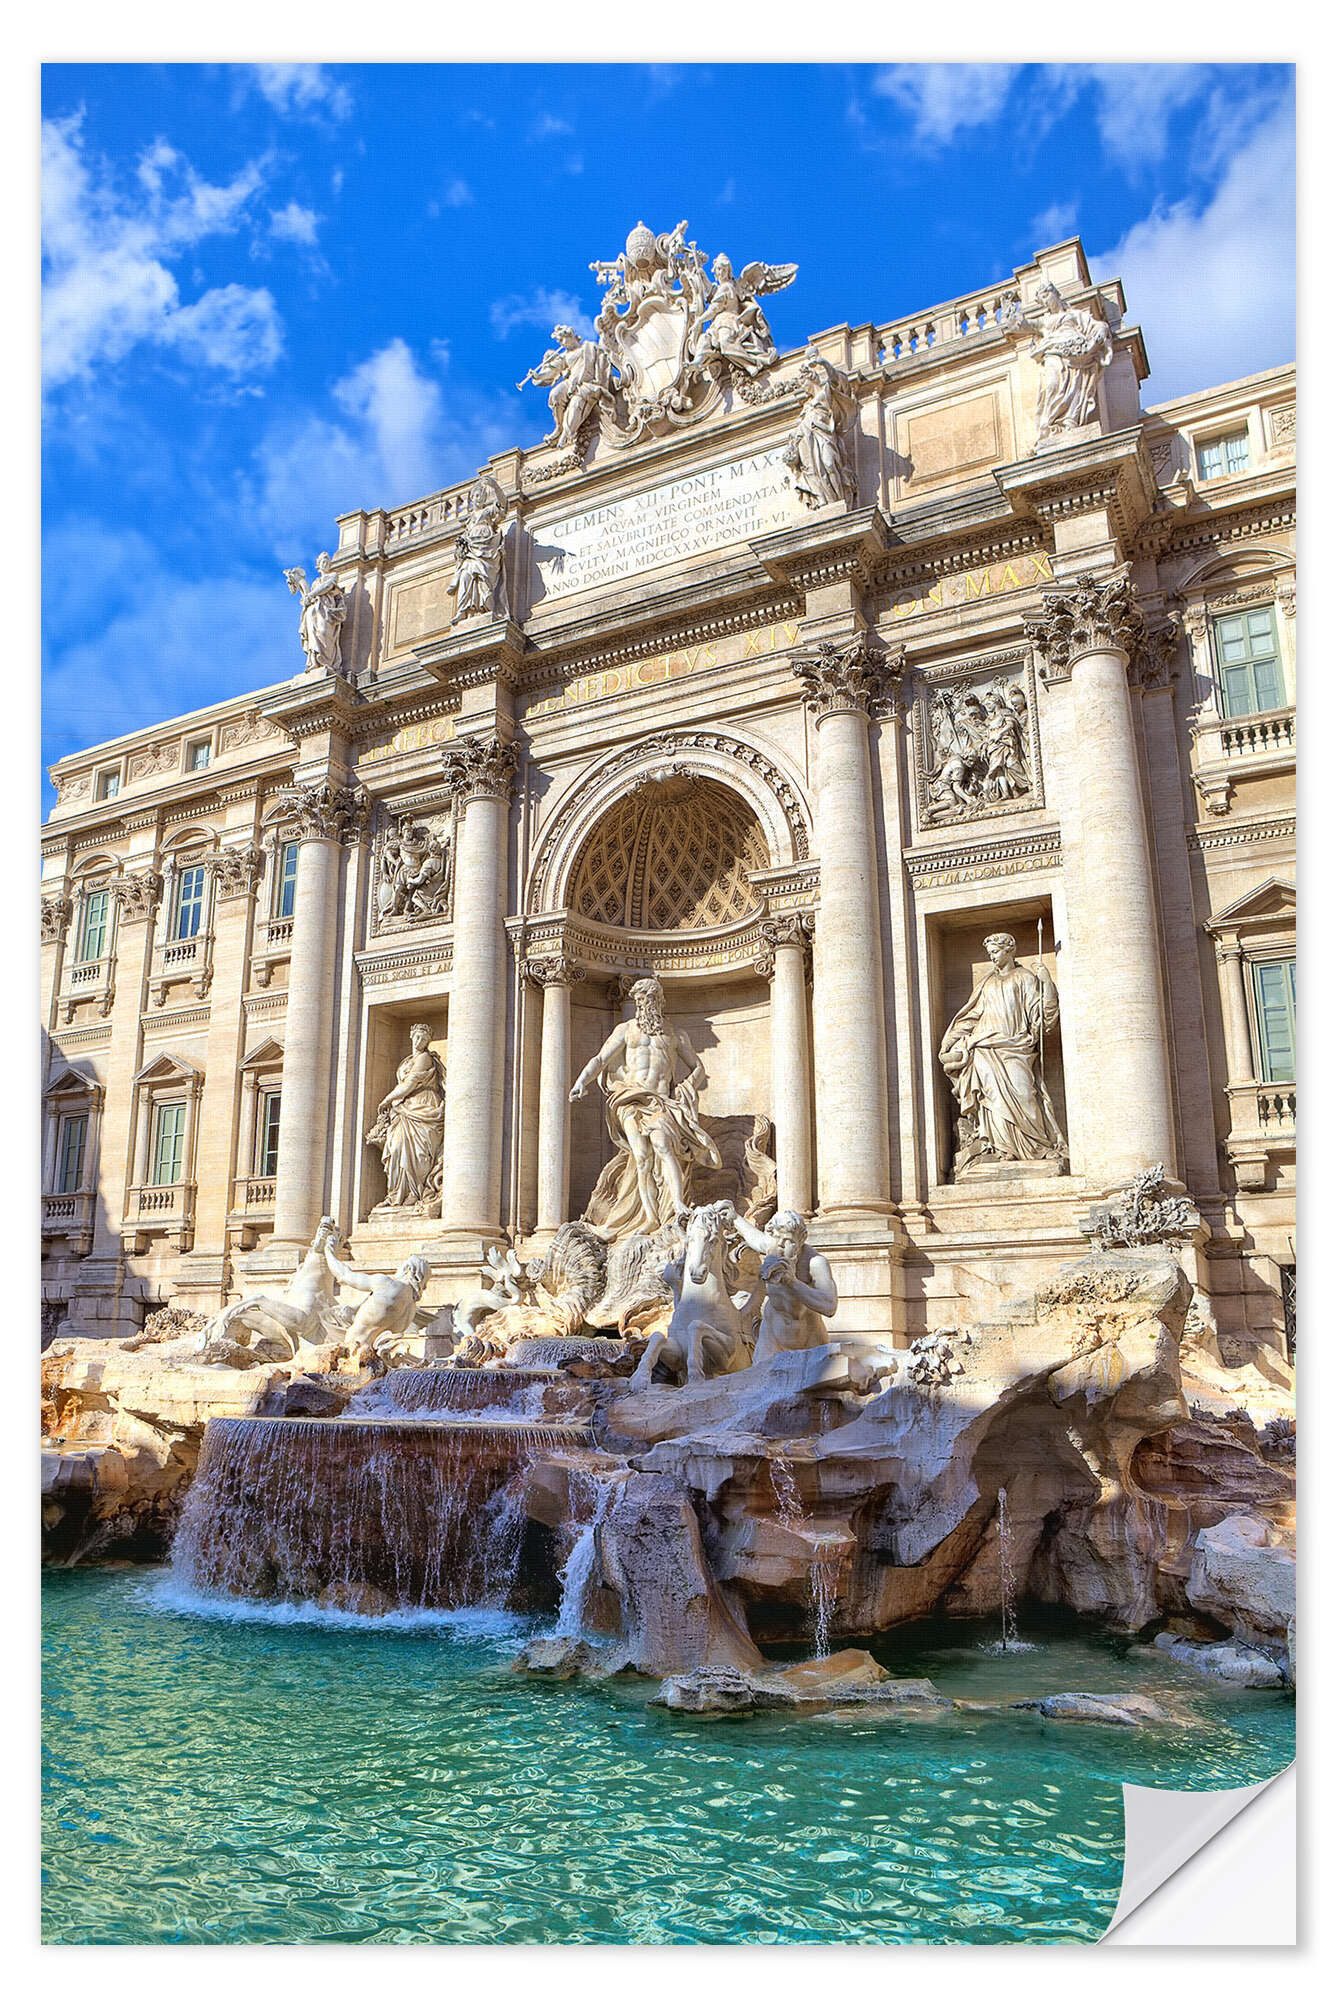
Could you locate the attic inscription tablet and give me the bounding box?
[533,446,801,601]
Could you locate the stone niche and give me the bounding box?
[356,1002,449,1221]
[926,901,1067,1187]
[567,973,775,1221]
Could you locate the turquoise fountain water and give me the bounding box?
[43,1570,1293,1946]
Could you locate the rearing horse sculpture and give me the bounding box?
[629,1200,759,1388]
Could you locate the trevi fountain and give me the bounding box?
[41,218,1295,1945]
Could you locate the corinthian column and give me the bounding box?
[270,783,368,1250]
[794,639,898,1215]
[529,955,584,1233]
[1025,575,1176,1185]
[758,916,814,1213]
[438,736,519,1239]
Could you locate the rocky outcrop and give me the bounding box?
[1153,1633,1288,1689]
[594,1471,764,1677]
[1014,1692,1169,1726]
[1186,1512,1296,1656]
[655,1651,951,1715]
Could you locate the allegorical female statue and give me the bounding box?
[284,552,347,674]
[939,933,1066,1172]
[783,354,857,509]
[1030,279,1113,442]
[452,475,509,621]
[366,1023,446,1211]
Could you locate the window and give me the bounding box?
[277,841,299,920]
[173,864,207,941]
[96,769,121,801]
[150,1101,186,1186]
[1252,958,1295,1083]
[1211,606,1285,717]
[187,740,212,772]
[1197,431,1250,481]
[257,1091,281,1177]
[56,1113,88,1194]
[77,888,110,963]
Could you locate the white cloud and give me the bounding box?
[490,287,593,340]
[1079,64,1210,172]
[1092,100,1295,401]
[269,201,322,247]
[246,339,520,548]
[42,114,281,388]
[427,178,474,218]
[530,113,574,140]
[1031,200,1078,246]
[872,64,1020,144]
[250,65,352,122]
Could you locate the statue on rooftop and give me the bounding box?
[518,324,614,452]
[453,474,509,620]
[782,353,858,509]
[1029,280,1113,443]
[284,552,347,675]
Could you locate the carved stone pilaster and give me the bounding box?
[793,638,905,720]
[110,870,163,924]
[526,954,585,989]
[204,844,264,900]
[441,735,520,803]
[277,781,371,844]
[754,912,815,982]
[41,894,72,944]
[1024,574,1146,686]
[1130,617,1181,693]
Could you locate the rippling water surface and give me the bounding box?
[42,1571,1293,1946]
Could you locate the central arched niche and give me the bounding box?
[567,771,769,932]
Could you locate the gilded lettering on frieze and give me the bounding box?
[524,621,803,723]
[884,550,1055,623]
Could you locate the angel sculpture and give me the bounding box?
[517,325,614,450]
[691,253,797,378]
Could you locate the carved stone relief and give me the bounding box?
[913,649,1041,828]
[41,894,73,944]
[371,807,456,933]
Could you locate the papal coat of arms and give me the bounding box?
[518,220,797,460]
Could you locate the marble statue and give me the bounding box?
[521,222,796,455]
[365,1023,446,1212]
[322,1242,430,1366]
[284,553,347,675]
[939,933,1066,1171]
[1030,280,1112,442]
[453,474,508,621]
[375,818,452,926]
[571,974,722,1240]
[782,354,857,509]
[629,1200,758,1388]
[199,1216,353,1360]
[518,325,614,451]
[727,1205,838,1364]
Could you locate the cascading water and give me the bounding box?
[171,1412,584,1614]
[553,1471,615,1639]
[996,1485,1021,1653]
[769,1453,843,1659]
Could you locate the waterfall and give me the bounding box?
[171,1415,574,1614]
[769,1453,842,1658]
[997,1485,1019,1653]
[553,1472,614,1639]
[354,1367,552,1419]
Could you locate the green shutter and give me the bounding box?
[1253,961,1296,1083]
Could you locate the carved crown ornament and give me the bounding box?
[271,780,371,844]
[441,735,520,804]
[1022,574,1146,685]
[525,954,586,989]
[792,637,906,720]
[752,909,816,980]
[517,219,798,474]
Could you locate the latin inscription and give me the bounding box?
[361,715,457,765]
[525,621,803,723]
[886,549,1055,621]
[533,447,801,601]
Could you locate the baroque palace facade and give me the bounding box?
[40,231,1296,1357]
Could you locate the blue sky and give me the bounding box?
[41,61,1295,800]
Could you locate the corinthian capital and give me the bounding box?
[793,637,905,720]
[110,870,163,922]
[204,844,264,899]
[40,893,72,944]
[1131,617,1181,692]
[279,781,371,843]
[1023,574,1146,685]
[442,735,520,803]
[526,954,585,989]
